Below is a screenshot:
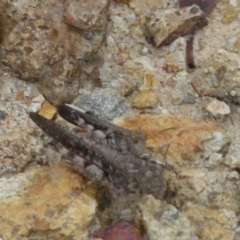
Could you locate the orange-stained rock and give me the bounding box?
[0,163,97,240]
[121,114,228,165]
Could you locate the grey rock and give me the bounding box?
[181,93,196,104]
[74,88,129,120]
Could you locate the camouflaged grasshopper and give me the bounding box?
[29,105,166,198]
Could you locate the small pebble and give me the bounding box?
[141,47,149,55]
[206,99,230,118]
[38,103,57,119]
[227,171,239,181]
[0,110,7,121]
[28,102,42,113]
[106,36,114,47]
[229,0,238,8]
[132,90,159,109]
[32,94,45,103]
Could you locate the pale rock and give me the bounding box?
[191,49,240,104]
[169,168,237,209]
[137,195,198,240]
[207,153,223,167]
[32,94,45,103]
[134,56,155,72]
[206,99,230,118]
[203,131,230,159]
[229,0,238,7]
[226,133,240,168]
[167,168,239,240]
[112,15,129,34]
[227,171,239,181]
[141,46,149,55]
[0,101,47,175]
[28,102,42,113]
[64,0,109,30]
[106,35,115,47]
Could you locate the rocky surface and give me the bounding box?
[137,195,198,240]
[145,4,208,47]
[191,49,240,104]
[1,0,240,239]
[0,163,97,240]
[0,0,108,104]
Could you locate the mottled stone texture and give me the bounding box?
[121,114,229,165]
[132,90,159,109]
[74,88,128,120]
[0,100,47,176]
[121,114,239,240]
[191,49,240,104]
[0,0,109,104]
[0,163,97,240]
[137,195,198,240]
[206,99,230,118]
[146,5,208,47]
[1,0,240,239]
[64,0,109,30]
